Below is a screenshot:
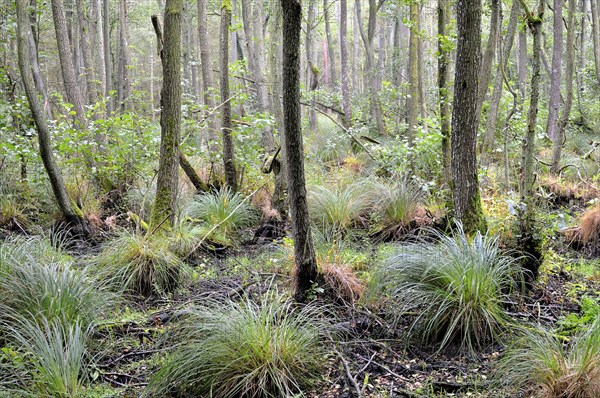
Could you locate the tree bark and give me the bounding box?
[92,0,107,102]
[76,0,102,117]
[438,0,451,182]
[518,25,528,97]
[451,0,486,233]
[116,0,131,113]
[103,0,112,114]
[150,1,183,230]
[306,0,318,132]
[546,0,563,142]
[552,0,576,173]
[481,0,518,162]
[407,3,419,147]
[281,0,319,302]
[340,0,351,127]
[16,0,85,228]
[590,0,600,85]
[197,0,218,151]
[324,0,338,88]
[50,0,87,127]
[476,0,501,118]
[220,0,238,191]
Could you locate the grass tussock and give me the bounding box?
[371,179,427,238]
[145,294,331,398]
[580,203,600,244]
[376,224,523,354]
[185,188,259,246]
[95,231,183,297]
[498,323,600,398]
[321,262,365,305]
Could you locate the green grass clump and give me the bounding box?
[377,224,522,353]
[0,196,29,231]
[96,231,184,297]
[308,181,374,236]
[372,179,424,235]
[185,188,259,246]
[5,316,89,398]
[145,294,330,398]
[497,322,600,398]
[0,235,72,268]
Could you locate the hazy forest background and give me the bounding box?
[1,0,600,396]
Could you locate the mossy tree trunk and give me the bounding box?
[451,0,487,233]
[220,0,238,191]
[150,0,183,230]
[16,0,86,231]
[281,0,319,302]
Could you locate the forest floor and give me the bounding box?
[80,222,599,398]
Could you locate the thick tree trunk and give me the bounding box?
[552,0,576,173]
[438,0,451,182]
[281,0,319,303]
[546,0,563,142]
[220,0,238,191]
[197,0,218,151]
[150,1,183,230]
[451,0,486,233]
[16,0,84,228]
[476,0,501,118]
[340,0,351,127]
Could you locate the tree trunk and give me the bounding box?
[438,0,451,182]
[324,0,338,88]
[197,0,218,151]
[481,0,518,162]
[76,0,102,117]
[116,0,131,113]
[476,0,501,118]
[407,3,419,147]
[552,0,576,173]
[355,0,385,134]
[546,0,563,142]
[103,0,112,115]
[282,0,319,303]
[16,0,85,229]
[451,0,486,233]
[306,0,317,132]
[340,0,351,127]
[220,0,238,191]
[150,1,183,230]
[590,0,600,85]
[50,0,87,127]
[92,0,107,102]
[518,25,528,97]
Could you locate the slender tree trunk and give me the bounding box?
[197,0,218,151]
[340,0,351,127]
[116,0,131,113]
[438,0,451,182]
[355,0,385,134]
[407,3,419,147]
[546,0,563,142]
[518,25,528,97]
[306,0,317,132]
[352,6,359,91]
[220,0,237,191]
[417,6,427,126]
[282,0,319,303]
[16,0,84,228]
[451,0,486,233]
[76,0,102,117]
[324,0,338,88]
[268,0,284,127]
[92,0,107,102]
[476,0,501,118]
[552,0,575,173]
[26,7,48,113]
[590,0,600,85]
[482,0,518,162]
[103,0,112,115]
[50,0,87,127]
[150,1,183,230]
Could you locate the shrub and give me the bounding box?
[185,188,259,246]
[376,224,523,353]
[145,294,330,398]
[497,322,600,398]
[95,231,183,297]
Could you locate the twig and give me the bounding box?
[333,348,363,398]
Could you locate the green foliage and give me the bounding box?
[145,293,330,398]
[184,188,259,246]
[375,224,523,354]
[95,231,184,297]
[498,322,600,398]
[558,296,600,336]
